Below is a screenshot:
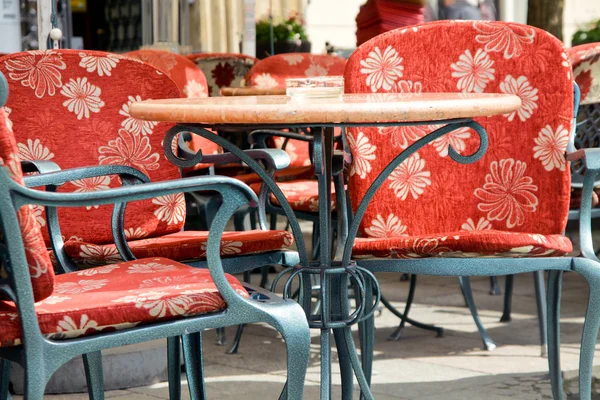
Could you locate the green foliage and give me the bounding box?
[572,19,600,46]
[256,13,308,43]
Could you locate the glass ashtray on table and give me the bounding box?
[286,76,344,100]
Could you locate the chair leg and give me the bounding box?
[259,267,270,288]
[0,359,10,400]
[269,212,278,230]
[489,276,501,295]
[547,270,565,400]
[276,313,310,400]
[23,360,46,400]
[167,336,182,400]
[215,328,226,346]
[500,274,514,322]
[233,210,249,231]
[578,268,600,400]
[82,352,104,400]
[458,277,496,351]
[182,332,207,400]
[388,274,417,341]
[203,197,220,230]
[533,271,548,357]
[380,293,444,337]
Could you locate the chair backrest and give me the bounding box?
[126,50,219,165]
[0,99,55,301]
[569,42,600,105]
[187,53,258,96]
[344,20,573,238]
[125,49,209,98]
[246,53,347,89]
[568,43,600,187]
[246,54,346,168]
[0,50,185,246]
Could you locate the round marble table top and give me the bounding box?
[130,92,521,125]
[220,86,286,96]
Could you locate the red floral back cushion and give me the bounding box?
[568,43,600,105]
[344,21,573,238]
[0,50,185,245]
[246,54,346,168]
[125,50,209,98]
[247,53,346,89]
[126,50,220,165]
[0,107,55,301]
[187,53,258,96]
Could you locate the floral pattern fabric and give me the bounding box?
[249,180,336,213]
[353,229,572,259]
[344,21,573,245]
[0,257,248,347]
[125,50,220,168]
[187,53,258,97]
[63,230,294,266]
[0,108,55,301]
[246,54,346,169]
[0,50,186,246]
[125,50,209,99]
[246,53,346,89]
[568,43,600,105]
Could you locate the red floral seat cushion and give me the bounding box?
[0,257,248,347]
[249,180,336,213]
[63,230,293,267]
[0,108,55,301]
[568,43,600,105]
[187,53,258,96]
[344,21,573,255]
[353,229,572,258]
[0,50,186,246]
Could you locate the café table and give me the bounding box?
[130,92,521,399]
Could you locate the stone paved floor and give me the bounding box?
[10,269,600,399]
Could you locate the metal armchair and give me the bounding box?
[0,94,310,399]
[335,20,597,399]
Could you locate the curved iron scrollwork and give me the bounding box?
[163,124,310,265]
[340,120,490,267]
[272,261,381,329]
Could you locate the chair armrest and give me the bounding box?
[178,136,290,171]
[21,164,151,273]
[5,173,259,306]
[21,160,62,175]
[568,148,600,261]
[23,165,150,188]
[201,149,291,171]
[248,129,314,147]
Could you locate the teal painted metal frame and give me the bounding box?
[0,72,310,400]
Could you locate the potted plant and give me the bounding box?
[572,19,600,46]
[255,13,311,59]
